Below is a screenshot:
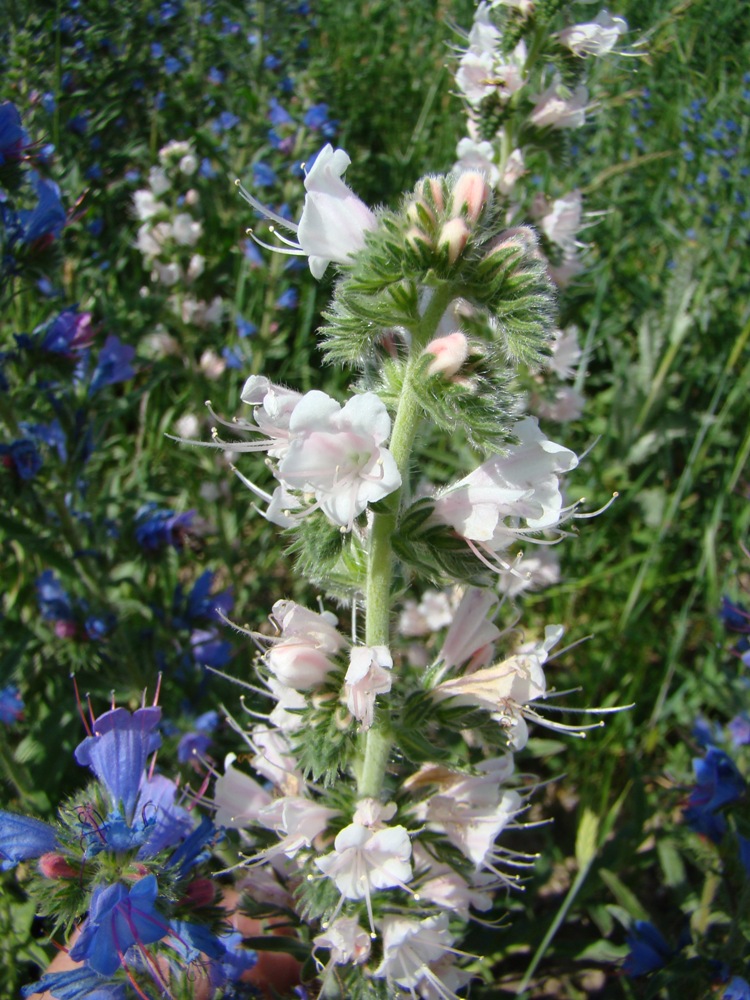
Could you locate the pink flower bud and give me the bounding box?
[406,199,435,228]
[450,172,490,224]
[38,853,79,879]
[405,226,432,252]
[438,218,470,265]
[428,177,445,212]
[424,333,469,377]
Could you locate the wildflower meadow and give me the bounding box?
[1,1,749,998]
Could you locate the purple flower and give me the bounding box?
[623,921,674,976]
[0,685,23,724]
[74,707,162,822]
[720,596,750,634]
[39,307,95,356]
[135,504,196,552]
[89,335,136,394]
[728,713,750,747]
[0,811,57,869]
[69,875,168,976]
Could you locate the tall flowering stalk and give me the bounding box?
[192,120,623,995]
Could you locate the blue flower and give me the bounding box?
[177,730,212,763]
[36,569,75,622]
[190,628,232,668]
[0,102,29,164]
[0,438,42,479]
[268,98,293,127]
[0,811,57,869]
[253,161,277,188]
[21,966,127,999]
[89,335,136,394]
[17,173,66,244]
[182,569,233,624]
[0,685,23,724]
[39,307,95,356]
[724,977,750,1000]
[275,288,298,310]
[74,706,162,823]
[164,55,183,75]
[684,747,746,843]
[236,314,258,338]
[135,504,196,552]
[623,920,675,976]
[69,876,168,976]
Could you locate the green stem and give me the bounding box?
[356,282,456,799]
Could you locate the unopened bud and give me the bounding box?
[406,199,435,228]
[450,172,490,224]
[405,226,433,253]
[438,217,470,264]
[427,177,444,212]
[39,853,79,879]
[483,226,543,269]
[424,333,469,377]
[179,877,217,909]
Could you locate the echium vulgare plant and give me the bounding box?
[185,135,623,1000]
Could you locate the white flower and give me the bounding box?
[456,49,497,106]
[265,601,344,692]
[133,189,166,222]
[437,587,500,672]
[278,390,401,529]
[213,754,272,829]
[559,10,627,56]
[240,376,303,459]
[187,253,205,281]
[344,645,393,730]
[496,548,560,597]
[148,165,171,195]
[314,917,372,968]
[152,260,182,286]
[375,914,460,993]
[431,417,578,563]
[256,795,337,858]
[236,144,377,279]
[541,190,582,257]
[548,326,582,380]
[530,79,588,129]
[179,152,199,175]
[534,385,585,423]
[172,212,203,246]
[250,725,302,796]
[315,823,413,928]
[297,145,378,278]
[498,148,526,194]
[433,625,563,750]
[455,136,500,186]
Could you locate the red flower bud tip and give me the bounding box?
[38,853,79,879]
[451,172,490,224]
[179,877,217,909]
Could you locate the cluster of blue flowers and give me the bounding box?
[0,701,256,998]
[622,588,750,994]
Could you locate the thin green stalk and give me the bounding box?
[356,282,456,799]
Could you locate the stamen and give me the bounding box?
[235,179,299,234]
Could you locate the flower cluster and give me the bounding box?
[1,700,256,999]
[174,141,628,999]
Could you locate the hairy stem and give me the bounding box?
[357,282,456,799]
